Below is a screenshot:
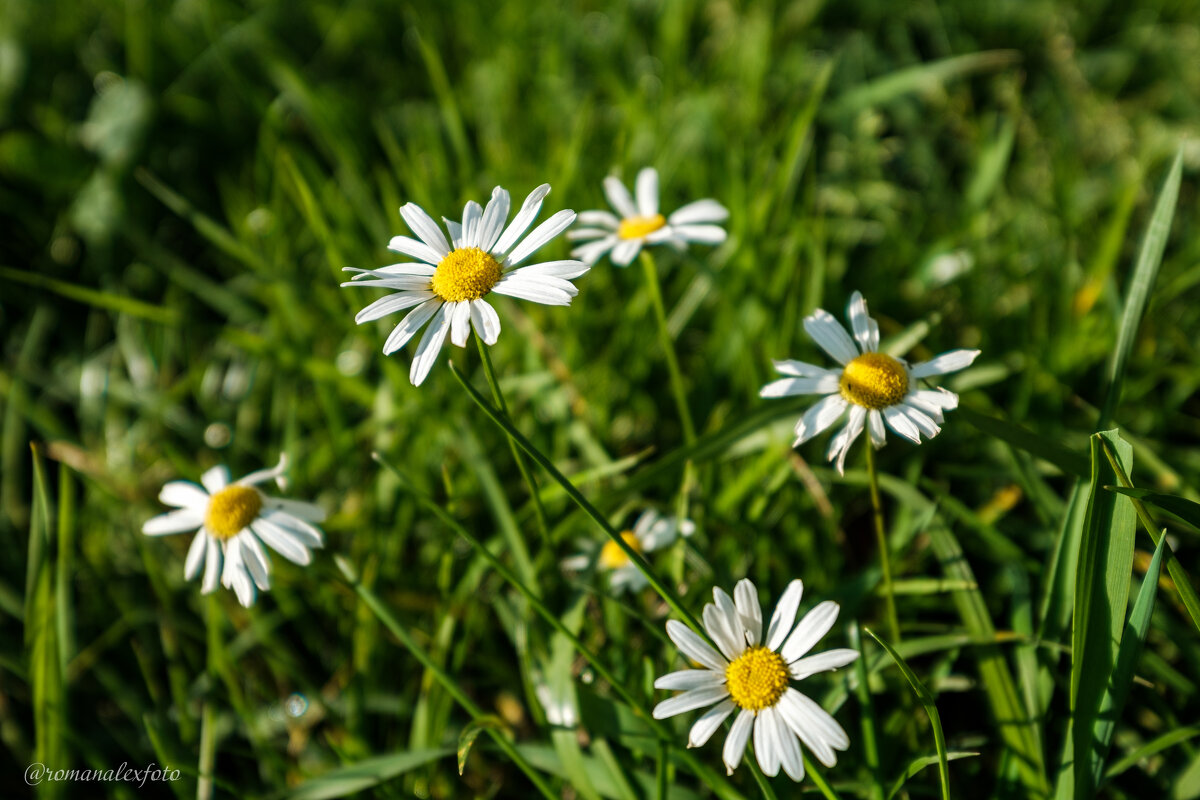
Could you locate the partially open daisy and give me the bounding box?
[653,579,858,781]
[142,456,326,608]
[343,184,590,385]
[561,509,695,594]
[761,291,980,474]
[569,167,729,266]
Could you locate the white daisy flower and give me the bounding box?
[141,456,326,608]
[561,509,695,594]
[569,167,729,266]
[342,184,589,386]
[760,291,980,474]
[653,579,858,781]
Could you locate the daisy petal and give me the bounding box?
[669,198,729,225]
[577,209,620,227]
[495,184,551,256]
[654,669,727,691]
[238,532,272,591]
[492,277,574,306]
[409,303,451,385]
[354,292,436,324]
[667,619,728,671]
[909,349,981,378]
[760,375,840,398]
[790,648,861,681]
[201,465,230,493]
[505,209,576,266]
[264,497,326,523]
[755,706,783,777]
[828,405,866,474]
[723,709,754,775]
[461,200,483,249]
[236,454,287,487]
[143,507,204,536]
[572,237,619,266]
[509,260,590,281]
[251,518,312,565]
[778,689,839,767]
[443,218,463,249]
[477,187,512,251]
[734,579,763,647]
[383,297,442,355]
[449,300,472,348]
[201,535,222,594]
[900,403,941,440]
[263,509,325,548]
[775,710,806,781]
[611,238,642,265]
[652,685,730,719]
[772,359,836,378]
[400,203,451,257]
[671,224,726,245]
[704,603,745,662]
[387,235,443,265]
[159,481,208,509]
[766,579,804,651]
[882,405,922,444]
[781,601,841,663]
[635,167,659,217]
[184,531,207,580]
[793,393,849,445]
[804,309,859,364]
[867,409,886,447]
[847,291,880,353]
[689,699,736,748]
[470,298,501,345]
[603,176,638,218]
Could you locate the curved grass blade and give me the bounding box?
[954,405,1089,477]
[459,717,507,776]
[276,748,452,800]
[864,629,953,800]
[886,752,980,800]
[1106,487,1200,534]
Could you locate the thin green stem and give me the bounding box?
[747,757,780,800]
[476,334,551,544]
[850,623,884,800]
[371,452,748,800]
[640,250,696,443]
[336,556,558,800]
[197,595,219,800]
[448,361,707,637]
[864,442,901,645]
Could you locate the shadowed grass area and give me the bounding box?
[2,0,1200,797]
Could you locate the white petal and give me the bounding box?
[494,184,551,256]
[790,648,861,681]
[449,300,472,347]
[635,167,659,217]
[652,685,730,719]
[734,579,763,648]
[689,699,735,748]
[670,224,726,245]
[669,198,729,225]
[704,603,745,662]
[159,481,208,509]
[765,579,804,651]
[399,203,451,257]
[477,187,511,251]
[382,297,442,355]
[508,260,590,281]
[755,706,783,777]
[142,508,204,536]
[723,709,754,775]
[846,291,880,353]
[345,263,436,278]
[793,394,849,445]
[342,275,435,291]
[667,619,728,671]
[235,454,288,487]
[201,535,222,594]
[505,209,576,266]
[882,405,922,444]
[577,209,620,227]
[491,276,573,306]
[760,375,839,398]
[222,538,256,607]
[906,388,959,420]
[908,349,981,378]
[778,690,837,767]
[772,359,836,378]
[409,303,450,385]
[251,518,312,565]
[461,200,483,249]
[354,292,435,324]
[611,238,642,266]
[827,406,866,475]
[443,218,462,249]
[238,532,272,591]
[804,309,859,364]
[387,235,443,265]
[567,227,613,241]
[900,403,941,440]
[201,466,230,493]
[572,237,618,266]
[867,409,887,447]
[184,531,207,580]
[654,669,727,691]
[470,298,501,345]
[775,709,806,781]
[781,601,841,663]
[602,176,638,218]
[263,510,324,548]
[264,498,326,524]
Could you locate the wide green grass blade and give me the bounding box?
[1107,487,1200,533]
[864,628,953,800]
[1069,431,1137,799]
[1104,725,1200,780]
[1098,149,1184,429]
[277,749,453,800]
[1089,533,1166,790]
[825,51,1022,117]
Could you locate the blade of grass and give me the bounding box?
[955,405,1089,477]
[276,749,453,800]
[0,265,180,325]
[27,443,64,798]
[886,753,980,800]
[864,628,952,800]
[825,50,1021,116]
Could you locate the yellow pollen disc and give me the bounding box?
[599,531,641,570]
[617,214,666,240]
[204,485,262,540]
[430,247,503,302]
[725,646,789,711]
[839,352,909,410]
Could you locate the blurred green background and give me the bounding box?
[3,0,1200,797]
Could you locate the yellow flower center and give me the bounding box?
[430,247,503,302]
[204,485,262,540]
[839,352,909,410]
[724,646,789,711]
[598,531,641,570]
[617,214,666,240]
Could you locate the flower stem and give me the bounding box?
[864,442,901,645]
[640,250,696,444]
[335,555,559,800]
[197,595,219,800]
[475,333,551,543]
[448,361,707,638]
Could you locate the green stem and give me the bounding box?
[747,757,780,800]
[850,623,884,800]
[640,250,696,444]
[448,361,706,638]
[864,442,901,645]
[335,556,558,800]
[475,334,551,544]
[197,595,219,800]
[371,452,748,800]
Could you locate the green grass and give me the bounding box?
[3,0,1200,797]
